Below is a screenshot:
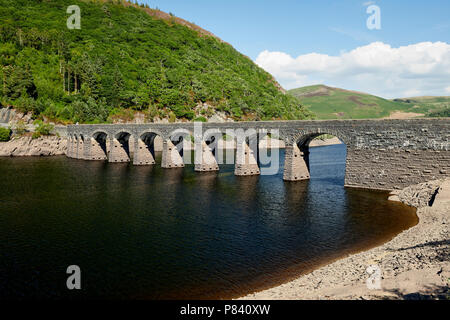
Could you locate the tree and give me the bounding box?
[4,66,37,100]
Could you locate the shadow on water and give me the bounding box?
[0,145,418,299]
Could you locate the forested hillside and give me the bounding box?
[0,0,313,123]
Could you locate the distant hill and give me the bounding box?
[289,85,450,119]
[393,97,450,118]
[0,0,312,124]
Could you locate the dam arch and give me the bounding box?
[133,131,161,165]
[283,131,346,182]
[91,131,108,160]
[66,119,450,190]
[159,129,192,169]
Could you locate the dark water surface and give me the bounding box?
[0,145,418,299]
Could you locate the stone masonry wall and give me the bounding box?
[346,148,450,190]
[66,119,450,190]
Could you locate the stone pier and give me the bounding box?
[161,139,184,168]
[133,139,156,165]
[108,138,130,163]
[195,141,219,172]
[70,138,76,158]
[70,138,75,158]
[235,141,260,176]
[82,138,90,160]
[66,138,73,158]
[77,138,84,159]
[88,138,108,161]
[283,144,310,181]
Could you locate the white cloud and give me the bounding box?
[255,42,450,98]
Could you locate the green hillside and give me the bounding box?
[393,97,450,117]
[289,85,450,119]
[0,0,313,123]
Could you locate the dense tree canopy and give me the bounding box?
[0,0,313,123]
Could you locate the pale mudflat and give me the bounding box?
[241,179,450,300]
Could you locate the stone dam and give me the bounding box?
[60,119,450,191]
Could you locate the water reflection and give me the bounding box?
[0,145,417,299]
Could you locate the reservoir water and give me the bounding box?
[0,144,418,299]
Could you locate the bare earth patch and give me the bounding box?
[385,111,425,119]
[347,96,377,107]
[333,112,346,118]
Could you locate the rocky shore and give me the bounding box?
[241,179,450,300]
[0,136,67,157]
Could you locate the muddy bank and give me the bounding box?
[241,179,450,300]
[0,136,67,157]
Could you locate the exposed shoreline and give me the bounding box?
[0,136,67,157]
[240,179,450,300]
[0,136,342,157]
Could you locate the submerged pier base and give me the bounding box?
[88,138,107,161]
[161,139,184,168]
[195,141,219,172]
[108,138,130,163]
[77,139,84,160]
[133,139,156,165]
[234,141,260,176]
[66,138,74,158]
[283,144,310,181]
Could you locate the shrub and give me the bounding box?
[31,131,41,139]
[427,107,450,117]
[194,116,207,122]
[32,120,54,139]
[0,127,11,141]
[168,111,176,123]
[14,120,26,136]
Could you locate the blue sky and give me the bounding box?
[139,0,450,98]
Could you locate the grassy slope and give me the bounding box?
[0,0,312,123]
[393,97,450,117]
[289,85,450,119]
